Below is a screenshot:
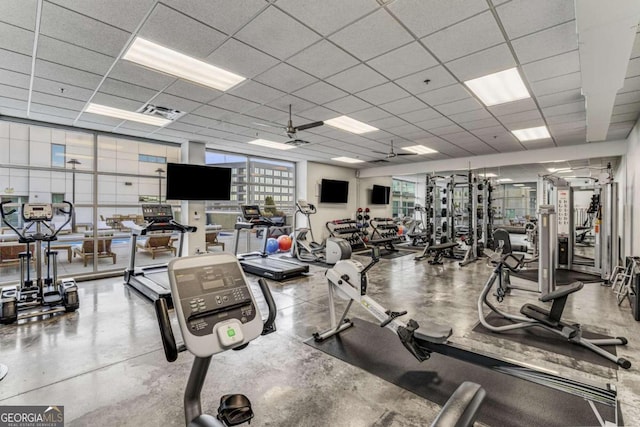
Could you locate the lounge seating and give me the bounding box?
[136,234,177,259]
[0,243,36,268]
[73,233,117,267]
[206,231,225,251]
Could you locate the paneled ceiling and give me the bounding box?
[0,0,639,168]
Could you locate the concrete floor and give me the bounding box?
[0,251,638,426]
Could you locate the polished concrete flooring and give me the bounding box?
[1,251,639,426]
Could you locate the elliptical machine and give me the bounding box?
[291,199,351,264]
[155,253,277,426]
[0,201,79,324]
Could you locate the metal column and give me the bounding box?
[538,205,556,294]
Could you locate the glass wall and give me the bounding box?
[391,179,416,218]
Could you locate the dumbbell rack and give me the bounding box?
[369,217,403,252]
[326,219,367,251]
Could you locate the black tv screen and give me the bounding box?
[320,179,349,203]
[166,163,231,200]
[371,184,391,205]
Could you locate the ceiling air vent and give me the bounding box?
[138,104,185,121]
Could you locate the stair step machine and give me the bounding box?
[124,204,196,308]
[233,205,308,281]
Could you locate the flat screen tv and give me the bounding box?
[166,163,231,200]
[320,179,349,203]
[371,184,391,205]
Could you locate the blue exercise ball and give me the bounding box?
[266,238,279,254]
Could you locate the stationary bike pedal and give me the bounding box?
[217,394,254,426]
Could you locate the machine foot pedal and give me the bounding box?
[217,394,253,426]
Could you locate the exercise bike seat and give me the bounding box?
[430,382,486,427]
[413,321,453,344]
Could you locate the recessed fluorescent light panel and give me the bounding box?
[511,126,551,142]
[478,172,498,178]
[402,145,438,155]
[332,157,364,164]
[497,178,513,182]
[325,116,378,134]
[512,183,525,187]
[248,139,294,150]
[547,167,572,173]
[464,67,530,106]
[123,37,245,91]
[85,103,171,126]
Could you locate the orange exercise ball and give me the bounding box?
[277,235,292,251]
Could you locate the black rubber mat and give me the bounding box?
[511,268,603,284]
[473,312,619,369]
[306,318,618,427]
[358,249,415,260]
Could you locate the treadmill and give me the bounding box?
[234,205,309,280]
[123,204,196,307]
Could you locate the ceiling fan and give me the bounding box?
[254,104,323,145]
[371,140,417,162]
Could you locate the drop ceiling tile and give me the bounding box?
[37,36,113,75]
[537,88,584,108]
[150,93,201,113]
[463,117,502,130]
[139,4,226,58]
[254,63,318,93]
[620,75,640,93]
[32,78,93,102]
[40,2,129,57]
[368,116,407,129]
[329,9,413,61]
[367,42,438,80]
[446,43,516,82]
[497,0,575,40]
[487,98,537,116]
[0,22,34,56]
[166,121,207,134]
[448,108,492,124]
[385,123,424,137]
[48,0,155,32]
[627,58,640,78]
[436,97,484,115]
[235,7,321,60]
[521,139,555,149]
[180,112,220,127]
[229,81,286,104]
[0,0,37,30]
[75,120,116,131]
[91,92,142,111]
[323,96,371,114]
[246,105,289,122]
[499,109,543,124]
[349,106,391,122]
[0,97,28,111]
[206,39,279,79]
[606,127,632,140]
[430,124,466,136]
[422,11,504,62]
[0,84,28,101]
[164,80,223,104]
[356,82,410,105]
[160,0,266,35]
[287,40,358,79]
[530,72,582,97]
[546,111,586,124]
[266,95,316,114]
[542,101,584,117]
[522,50,580,83]
[398,107,442,123]
[512,21,578,64]
[417,84,471,106]
[29,104,78,119]
[109,61,176,91]
[610,112,639,123]
[0,69,30,88]
[612,102,640,115]
[548,121,585,133]
[326,64,388,93]
[395,65,457,95]
[379,97,427,115]
[293,81,347,104]
[387,0,488,39]
[77,114,122,127]
[276,0,377,36]
[472,125,509,137]
[100,78,158,103]
[208,94,260,114]
[0,48,32,74]
[415,116,454,130]
[504,119,546,130]
[298,105,345,122]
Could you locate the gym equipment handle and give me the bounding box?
[257,278,277,335]
[155,298,179,362]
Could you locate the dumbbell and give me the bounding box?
[441,222,448,233]
[478,195,483,204]
[441,197,447,205]
[441,208,447,217]
[478,183,484,191]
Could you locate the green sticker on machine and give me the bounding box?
[227,328,236,337]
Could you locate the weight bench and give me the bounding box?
[415,241,459,263]
[369,237,399,252]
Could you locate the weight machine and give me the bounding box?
[0,201,79,324]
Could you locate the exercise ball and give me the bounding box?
[397,225,404,235]
[277,235,292,251]
[266,238,279,254]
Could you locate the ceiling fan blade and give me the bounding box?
[253,122,282,129]
[285,139,309,146]
[294,121,324,131]
[372,150,388,155]
[370,159,389,163]
[396,153,417,156]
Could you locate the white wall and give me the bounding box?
[300,162,358,240]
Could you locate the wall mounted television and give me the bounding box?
[166,163,231,200]
[371,184,391,205]
[319,179,349,203]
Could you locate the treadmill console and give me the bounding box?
[168,253,263,357]
[241,205,262,221]
[22,203,53,221]
[142,204,174,223]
